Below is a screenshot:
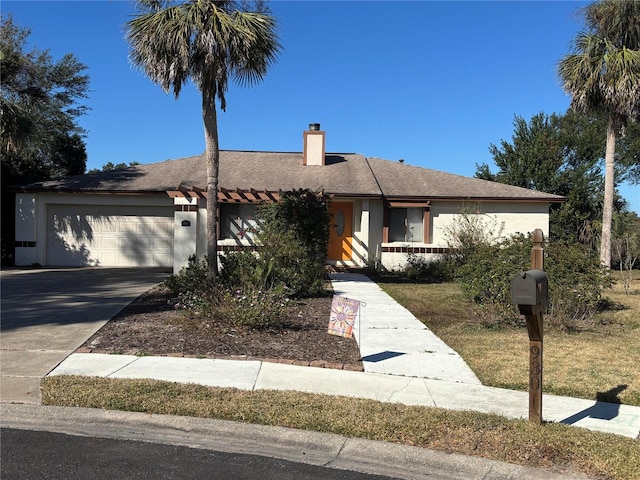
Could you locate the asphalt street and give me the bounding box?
[1,428,399,480]
[1,404,587,480]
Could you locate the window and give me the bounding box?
[220,204,258,241]
[388,208,424,242]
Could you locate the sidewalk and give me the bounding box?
[48,273,640,440]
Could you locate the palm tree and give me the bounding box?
[125,0,280,274]
[558,0,640,267]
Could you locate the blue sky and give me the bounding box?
[4,0,638,212]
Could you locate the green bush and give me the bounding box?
[164,255,220,313]
[255,189,330,298]
[219,251,266,290]
[259,189,330,264]
[165,189,330,329]
[545,241,613,330]
[454,234,612,331]
[454,237,530,327]
[403,254,456,282]
[223,286,291,330]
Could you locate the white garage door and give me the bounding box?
[46,204,174,267]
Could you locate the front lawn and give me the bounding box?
[379,270,640,406]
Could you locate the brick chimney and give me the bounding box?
[303,123,325,166]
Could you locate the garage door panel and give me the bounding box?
[88,216,117,233]
[99,252,118,264]
[100,237,118,249]
[135,218,172,235]
[154,238,172,251]
[47,205,174,267]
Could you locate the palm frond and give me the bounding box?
[559,31,640,122]
[126,0,280,111]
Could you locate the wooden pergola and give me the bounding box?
[167,186,281,203]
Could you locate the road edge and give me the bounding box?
[0,403,588,480]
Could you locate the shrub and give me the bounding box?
[454,236,530,327]
[164,255,220,313]
[403,254,455,282]
[444,206,505,263]
[223,287,291,330]
[219,251,268,290]
[167,189,330,328]
[255,189,330,298]
[454,234,612,331]
[545,241,612,330]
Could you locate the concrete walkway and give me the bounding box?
[331,273,481,384]
[48,273,640,440]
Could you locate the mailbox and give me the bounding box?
[511,269,548,315]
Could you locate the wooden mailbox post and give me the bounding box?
[511,229,547,424]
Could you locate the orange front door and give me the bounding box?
[328,202,353,261]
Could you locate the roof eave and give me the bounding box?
[11,187,168,195]
[384,195,566,203]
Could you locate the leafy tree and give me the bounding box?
[87,161,141,174]
[1,16,89,174]
[616,118,640,185]
[558,0,640,267]
[125,0,281,275]
[477,111,606,242]
[611,211,640,293]
[1,15,89,262]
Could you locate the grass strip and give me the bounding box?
[378,280,640,407]
[42,376,640,480]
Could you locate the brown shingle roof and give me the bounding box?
[19,151,564,202]
[366,157,565,201]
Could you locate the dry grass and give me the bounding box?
[379,270,640,406]
[42,376,640,480]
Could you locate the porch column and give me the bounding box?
[173,197,199,273]
[359,199,370,266]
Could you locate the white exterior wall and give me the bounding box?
[15,192,173,267]
[380,200,550,272]
[381,250,444,272]
[17,191,551,273]
[431,201,550,245]
[14,193,38,265]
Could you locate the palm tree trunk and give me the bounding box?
[600,117,616,268]
[203,86,219,276]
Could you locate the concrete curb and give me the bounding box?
[0,404,589,480]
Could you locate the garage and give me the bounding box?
[46,204,174,267]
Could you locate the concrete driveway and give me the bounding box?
[1,268,169,404]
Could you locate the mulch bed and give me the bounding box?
[80,286,363,371]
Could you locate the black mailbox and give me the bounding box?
[511,269,548,315]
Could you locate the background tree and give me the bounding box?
[87,161,141,174]
[558,0,640,267]
[611,211,640,292]
[1,15,89,263]
[125,0,280,276]
[477,111,607,243]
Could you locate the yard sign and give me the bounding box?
[327,295,360,338]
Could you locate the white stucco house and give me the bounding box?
[13,125,564,273]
